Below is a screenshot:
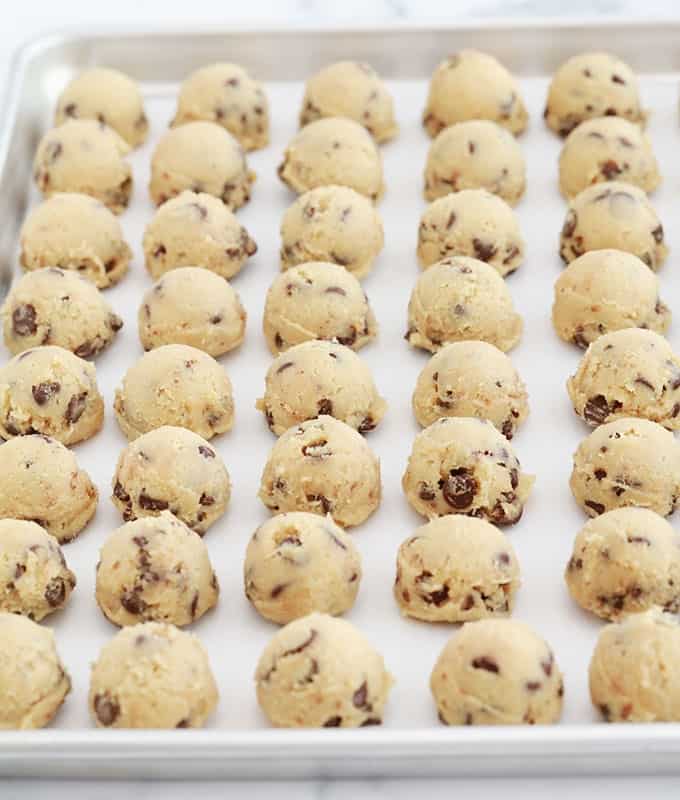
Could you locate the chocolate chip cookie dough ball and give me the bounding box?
[89,622,218,728]
[244,512,362,624]
[111,426,230,535]
[417,189,524,276]
[560,182,667,269]
[255,612,392,728]
[139,268,246,356]
[395,516,520,623]
[0,613,71,729]
[424,120,526,206]
[552,249,670,349]
[405,256,523,354]
[0,435,97,543]
[280,185,384,279]
[259,415,381,528]
[565,508,680,621]
[545,51,645,137]
[570,418,680,518]
[0,519,76,620]
[172,62,269,151]
[300,61,397,144]
[278,117,384,201]
[257,340,386,436]
[149,121,255,210]
[55,67,148,148]
[412,341,528,437]
[113,345,234,441]
[263,262,377,355]
[431,619,563,725]
[33,120,132,213]
[423,50,528,138]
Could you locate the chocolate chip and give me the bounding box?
[306,494,332,514]
[472,238,497,262]
[471,656,499,673]
[138,493,169,512]
[302,439,329,458]
[65,392,87,424]
[121,590,146,615]
[94,693,120,726]
[419,484,436,501]
[323,716,342,727]
[461,594,475,610]
[74,341,97,359]
[652,224,664,244]
[441,467,478,509]
[282,628,317,657]
[153,244,166,258]
[496,552,511,566]
[611,74,626,84]
[425,585,450,606]
[317,398,333,416]
[468,141,476,154]
[190,592,199,618]
[358,416,375,433]
[583,394,621,425]
[501,419,513,439]
[198,445,215,459]
[585,499,606,515]
[336,327,357,347]
[12,304,37,336]
[634,376,655,391]
[526,681,541,692]
[209,314,223,325]
[278,535,302,548]
[113,481,131,502]
[542,655,554,677]
[189,202,208,219]
[32,381,60,406]
[199,493,215,506]
[276,361,294,374]
[600,159,622,179]
[270,583,287,599]
[562,210,577,238]
[594,468,607,480]
[353,681,369,709]
[44,576,66,607]
[627,535,651,545]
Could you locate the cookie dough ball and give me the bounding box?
[424,120,526,206]
[395,516,520,623]
[244,512,362,624]
[257,340,386,436]
[1,268,123,358]
[55,67,148,148]
[149,121,255,210]
[255,612,392,728]
[431,619,563,725]
[0,519,76,620]
[172,62,269,151]
[565,508,680,621]
[89,622,218,728]
[406,256,523,354]
[139,268,246,356]
[570,417,680,518]
[259,415,381,527]
[559,116,660,199]
[402,417,534,524]
[278,117,384,201]
[545,52,645,137]
[417,189,524,276]
[111,426,230,535]
[143,191,257,281]
[412,341,528,437]
[280,185,384,279]
[19,193,132,288]
[33,120,132,213]
[0,612,71,729]
[263,262,377,355]
[300,61,397,144]
[552,249,670,348]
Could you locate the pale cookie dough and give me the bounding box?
[96,512,219,627]
[55,67,148,148]
[1,268,123,358]
[0,346,104,445]
[143,190,257,280]
[300,61,397,144]
[172,62,269,151]
[552,249,670,348]
[570,417,680,518]
[33,120,132,213]
[559,116,660,198]
[278,117,384,201]
[255,612,393,728]
[149,120,255,210]
[280,185,384,279]
[0,612,71,729]
[139,267,246,356]
[244,512,362,624]
[559,182,667,270]
[114,344,234,441]
[424,120,526,206]
[565,508,680,620]
[263,262,377,355]
[112,425,231,535]
[402,417,534,524]
[394,516,520,623]
[0,519,76,620]
[19,193,132,288]
[405,256,523,354]
[256,340,386,436]
[567,329,680,429]
[431,619,564,725]
[417,189,524,276]
[545,51,645,137]
[412,340,528,437]
[259,415,381,528]
[89,621,218,728]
